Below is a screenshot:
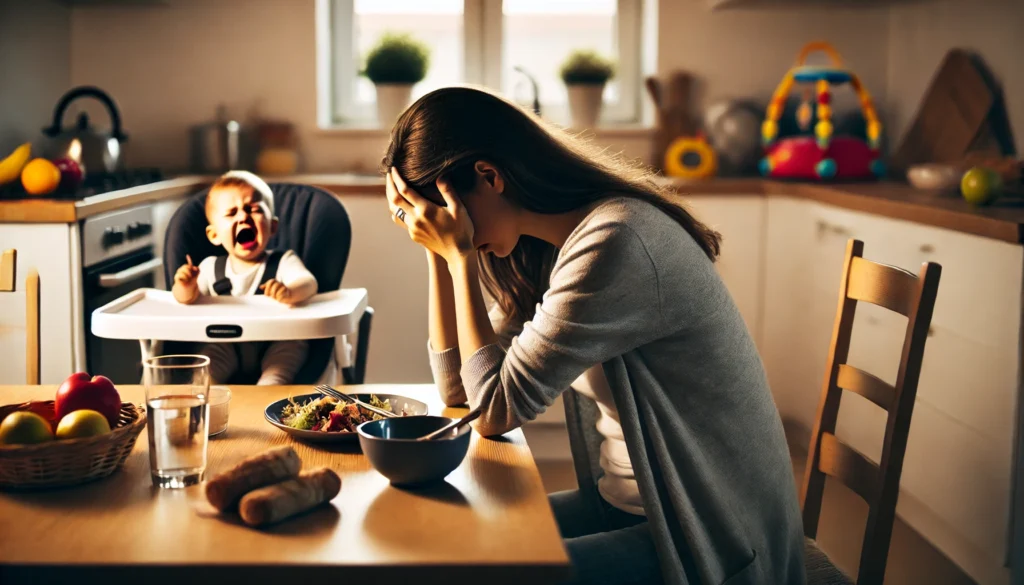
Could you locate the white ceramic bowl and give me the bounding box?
[208,386,231,436]
[907,163,961,191]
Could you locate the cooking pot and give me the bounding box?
[41,86,128,174]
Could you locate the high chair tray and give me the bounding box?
[91,288,368,342]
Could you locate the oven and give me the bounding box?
[81,205,161,384]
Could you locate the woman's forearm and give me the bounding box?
[448,253,499,358]
[427,251,460,352]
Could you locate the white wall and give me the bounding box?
[886,0,1024,149]
[66,0,896,172]
[657,2,890,127]
[67,0,653,173]
[0,0,71,155]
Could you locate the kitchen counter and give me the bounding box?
[4,173,1024,244]
[667,178,1024,244]
[0,174,385,224]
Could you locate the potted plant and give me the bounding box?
[362,32,430,128]
[560,49,616,129]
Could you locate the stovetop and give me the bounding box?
[78,169,165,198]
[0,168,165,200]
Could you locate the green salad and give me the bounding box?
[280,395,400,433]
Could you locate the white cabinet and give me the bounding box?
[762,199,1021,585]
[687,196,766,347]
[762,197,830,431]
[0,224,78,385]
[339,195,432,384]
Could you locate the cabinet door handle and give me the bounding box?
[920,244,935,254]
[815,220,853,238]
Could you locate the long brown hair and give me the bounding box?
[381,86,721,327]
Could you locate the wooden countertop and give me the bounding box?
[667,177,1024,244]
[4,173,1024,244]
[0,174,384,224]
[0,384,570,585]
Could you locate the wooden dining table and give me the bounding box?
[0,384,571,585]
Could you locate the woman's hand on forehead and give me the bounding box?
[386,167,475,263]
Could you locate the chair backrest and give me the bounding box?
[162,183,353,383]
[800,239,941,584]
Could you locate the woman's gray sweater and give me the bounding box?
[429,197,806,585]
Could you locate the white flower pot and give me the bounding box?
[375,83,414,128]
[566,83,606,129]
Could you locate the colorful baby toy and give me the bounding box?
[664,133,718,180]
[760,42,884,181]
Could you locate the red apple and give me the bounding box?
[53,157,84,194]
[55,372,121,428]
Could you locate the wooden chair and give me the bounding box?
[0,249,41,385]
[801,239,941,585]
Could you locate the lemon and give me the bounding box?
[56,409,111,440]
[0,411,54,445]
[961,166,1002,206]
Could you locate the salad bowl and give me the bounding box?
[264,393,428,444]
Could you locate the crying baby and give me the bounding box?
[171,170,318,385]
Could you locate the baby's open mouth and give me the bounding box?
[235,226,258,250]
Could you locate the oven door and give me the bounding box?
[83,247,162,384]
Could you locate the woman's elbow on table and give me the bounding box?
[464,369,546,437]
[471,411,522,438]
[439,383,468,407]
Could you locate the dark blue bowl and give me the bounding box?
[357,416,471,487]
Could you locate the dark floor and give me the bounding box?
[534,456,977,584]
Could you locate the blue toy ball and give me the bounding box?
[815,158,838,179]
[759,157,773,177]
[870,159,886,178]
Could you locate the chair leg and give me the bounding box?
[342,307,373,385]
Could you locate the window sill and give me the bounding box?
[314,123,655,139]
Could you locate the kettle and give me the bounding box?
[41,86,128,174]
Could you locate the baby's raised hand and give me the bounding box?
[260,279,294,305]
[174,255,200,286]
[172,254,201,304]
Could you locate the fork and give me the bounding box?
[314,384,399,419]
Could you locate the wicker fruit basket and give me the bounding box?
[0,401,147,490]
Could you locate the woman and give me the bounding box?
[382,87,805,585]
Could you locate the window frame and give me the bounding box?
[323,0,643,127]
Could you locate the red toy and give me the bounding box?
[760,42,884,181]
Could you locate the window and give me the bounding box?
[320,0,644,127]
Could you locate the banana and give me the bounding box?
[0,143,32,186]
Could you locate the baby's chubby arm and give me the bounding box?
[262,251,318,306]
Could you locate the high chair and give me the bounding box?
[159,183,373,385]
[0,249,41,385]
[802,239,941,584]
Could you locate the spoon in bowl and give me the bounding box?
[417,408,482,441]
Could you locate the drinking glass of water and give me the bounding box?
[143,355,210,488]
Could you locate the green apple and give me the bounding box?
[55,409,111,440]
[961,166,1002,205]
[0,411,54,445]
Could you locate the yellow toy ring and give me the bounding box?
[664,136,717,179]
